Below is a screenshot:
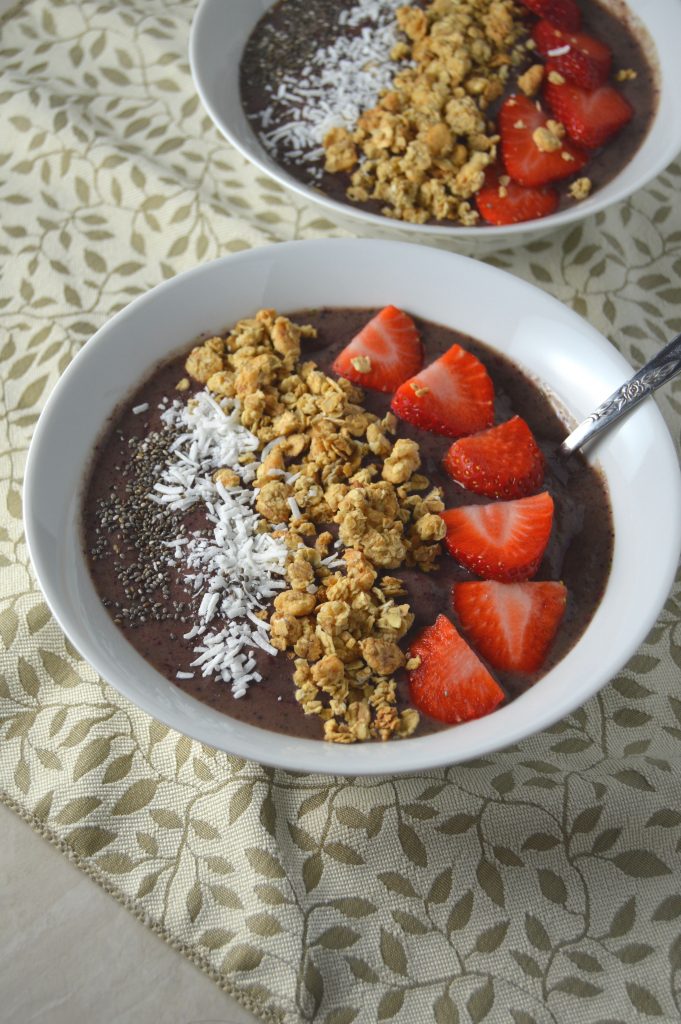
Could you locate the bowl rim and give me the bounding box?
[188,0,681,241]
[23,238,681,775]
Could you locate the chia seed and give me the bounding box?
[89,422,187,627]
[240,0,407,181]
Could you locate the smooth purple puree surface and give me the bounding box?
[82,309,613,740]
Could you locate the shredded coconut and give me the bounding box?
[287,495,302,520]
[547,45,571,57]
[250,0,406,181]
[260,435,286,460]
[150,390,288,697]
[132,402,149,414]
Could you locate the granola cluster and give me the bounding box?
[323,0,532,224]
[183,311,447,743]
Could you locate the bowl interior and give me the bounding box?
[189,0,681,243]
[24,239,681,774]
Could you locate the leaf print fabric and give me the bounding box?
[1,1,681,1022]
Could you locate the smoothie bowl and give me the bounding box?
[189,0,681,253]
[23,239,681,775]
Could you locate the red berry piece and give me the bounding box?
[331,305,423,393]
[534,21,612,90]
[391,343,494,438]
[453,580,568,673]
[407,614,505,724]
[476,165,558,226]
[545,79,633,148]
[441,491,555,582]
[499,94,587,187]
[443,415,545,499]
[518,0,581,30]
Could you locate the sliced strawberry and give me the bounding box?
[407,614,505,724]
[450,581,569,675]
[453,580,568,673]
[331,305,423,393]
[391,343,495,438]
[545,79,633,148]
[518,0,580,30]
[441,491,554,582]
[443,416,545,499]
[499,95,587,187]
[533,21,612,90]
[476,165,558,226]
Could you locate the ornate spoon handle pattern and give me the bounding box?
[560,332,681,457]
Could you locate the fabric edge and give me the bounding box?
[0,788,295,1024]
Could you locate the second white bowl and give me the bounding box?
[189,0,681,254]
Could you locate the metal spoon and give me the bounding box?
[560,332,681,457]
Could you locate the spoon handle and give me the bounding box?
[560,331,681,457]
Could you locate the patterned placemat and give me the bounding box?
[2,2,681,1021]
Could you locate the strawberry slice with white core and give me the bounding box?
[545,79,633,148]
[331,305,423,393]
[441,492,555,581]
[407,614,505,724]
[453,580,568,672]
[499,94,588,187]
[443,415,545,499]
[391,343,495,438]
[533,21,612,91]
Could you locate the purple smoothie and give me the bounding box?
[82,308,613,740]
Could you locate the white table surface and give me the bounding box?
[0,0,257,1016]
[0,802,260,1024]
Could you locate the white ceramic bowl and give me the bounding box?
[189,0,681,255]
[24,239,681,774]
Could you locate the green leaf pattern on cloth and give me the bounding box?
[1,2,681,1022]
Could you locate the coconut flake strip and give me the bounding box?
[151,390,288,696]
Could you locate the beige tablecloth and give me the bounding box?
[2,2,681,1022]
